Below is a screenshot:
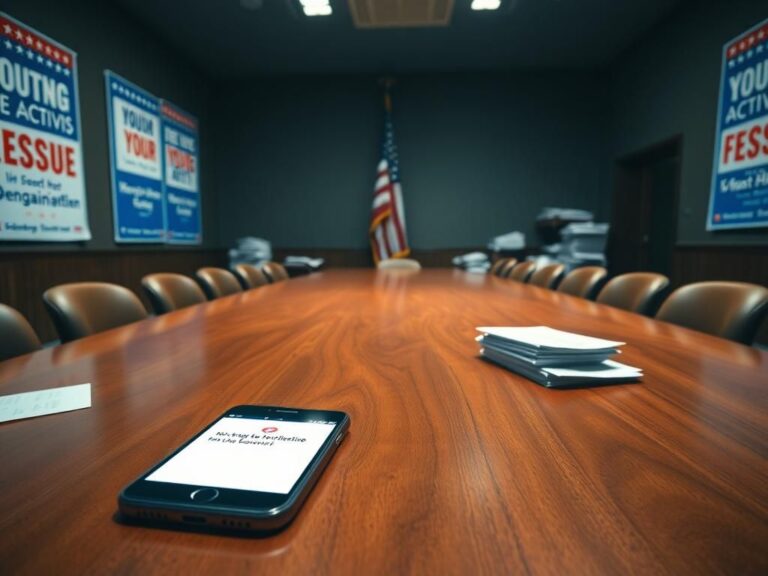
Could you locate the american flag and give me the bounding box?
[369,92,409,264]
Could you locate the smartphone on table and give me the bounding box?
[119,405,350,533]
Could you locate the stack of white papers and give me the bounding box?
[476,326,642,388]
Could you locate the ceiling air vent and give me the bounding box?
[348,0,454,28]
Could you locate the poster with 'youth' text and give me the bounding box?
[105,70,165,242]
[161,100,201,244]
[0,12,91,241]
[707,18,768,230]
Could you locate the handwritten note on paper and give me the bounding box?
[0,384,91,424]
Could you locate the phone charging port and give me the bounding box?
[182,515,207,524]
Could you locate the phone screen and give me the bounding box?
[146,414,337,494]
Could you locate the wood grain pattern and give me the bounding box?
[0,270,766,575]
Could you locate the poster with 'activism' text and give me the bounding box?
[0,11,91,241]
[708,18,768,230]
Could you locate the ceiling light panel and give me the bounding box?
[349,0,454,29]
[471,0,501,10]
[300,0,333,16]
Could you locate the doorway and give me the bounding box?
[608,137,681,277]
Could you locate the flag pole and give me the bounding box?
[378,76,396,112]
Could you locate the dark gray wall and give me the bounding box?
[213,71,607,250]
[607,0,768,245]
[0,0,218,252]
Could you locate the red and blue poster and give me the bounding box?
[0,12,91,241]
[708,18,768,231]
[105,70,164,242]
[161,100,201,244]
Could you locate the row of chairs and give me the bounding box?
[0,262,290,362]
[489,258,768,346]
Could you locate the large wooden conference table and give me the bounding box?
[1,269,766,574]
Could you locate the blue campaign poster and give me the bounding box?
[0,12,91,241]
[707,18,768,231]
[105,71,165,242]
[161,100,201,244]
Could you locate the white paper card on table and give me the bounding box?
[0,383,91,424]
[476,326,624,350]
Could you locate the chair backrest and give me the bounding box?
[195,268,243,300]
[377,258,422,270]
[232,264,270,289]
[655,281,768,345]
[43,282,148,343]
[557,266,608,300]
[142,273,207,315]
[0,303,42,361]
[507,261,537,282]
[528,263,566,289]
[489,258,511,276]
[498,258,519,277]
[261,262,290,283]
[597,272,670,316]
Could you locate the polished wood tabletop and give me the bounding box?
[1,269,767,575]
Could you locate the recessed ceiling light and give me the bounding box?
[471,0,501,10]
[300,0,333,16]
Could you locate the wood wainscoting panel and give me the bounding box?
[672,245,768,287]
[0,249,227,343]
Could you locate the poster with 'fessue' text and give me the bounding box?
[708,18,768,230]
[161,100,201,244]
[0,12,91,241]
[105,70,164,242]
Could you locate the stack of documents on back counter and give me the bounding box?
[476,327,642,387]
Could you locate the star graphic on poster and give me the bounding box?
[37,54,44,63]
[55,63,61,73]
[27,49,34,59]
[63,69,70,76]
[728,60,734,68]
[2,24,11,34]
[747,50,753,58]
[112,82,117,90]
[46,59,53,68]
[14,29,22,40]
[3,40,11,50]
[758,45,764,54]
[15,44,23,54]
[26,34,33,45]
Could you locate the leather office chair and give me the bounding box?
[232,264,270,290]
[142,273,207,315]
[507,261,537,283]
[655,281,768,345]
[528,263,565,289]
[596,272,670,316]
[498,258,519,277]
[43,282,148,343]
[0,303,42,361]
[376,258,422,270]
[489,258,511,276]
[261,262,291,283]
[195,268,243,300]
[557,266,608,300]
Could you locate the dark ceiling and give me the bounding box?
[115,0,681,77]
